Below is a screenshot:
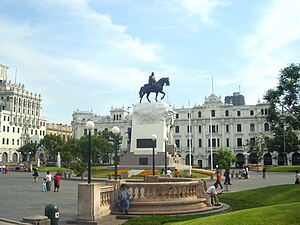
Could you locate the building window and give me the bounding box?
[187,113,190,118]
[3,116,6,121]
[264,123,270,131]
[237,138,243,147]
[198,125,202,133]
[250,110,254,116]
[211,110,216,117]
[225,110,229,116]
[226,124,229,132]
[6,138,9,145]
[250,123,255,132]
[175,139,180,148]
[226,138,230,147]
[187,139,193,148]
[198,111,201,118]
[175,126,180,133]
[3,126,5,132]
[13,127,15,133]
[2,138,4,145]
[265,108,268,115]
[198,139,202,147]
[17,139,20,145]
[237,111,241,116]
[176,114,179,119]
[261,109,264,115]
[187,126,192,133]
[7,127,9,132]
[84,129,87,135]
[237,124,242,132]
[208,138,217,147]
[12,139,15,145]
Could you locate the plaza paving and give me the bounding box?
[0,170,296,225]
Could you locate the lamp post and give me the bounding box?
[163,137,168,174]
[243,152,249,166]
[151,134,157,176]
[112,126,120,180]
[86,120,95,184]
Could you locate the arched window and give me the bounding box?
[225,110,229,116]
[250,123,255,132]
[198,111,201,118]
[264,123,269,131]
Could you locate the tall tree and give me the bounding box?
[244,136,266,169]
[264,63,300,130]
[18,142,39,161]
[265,127,300,154]
[40,134,64,160]
[215,148,236,169]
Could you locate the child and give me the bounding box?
[42,178,47,192]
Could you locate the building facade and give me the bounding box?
[71,94,300,167]
[46,123,72,141]
[0,64,47,163]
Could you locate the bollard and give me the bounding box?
[45,204,59,225]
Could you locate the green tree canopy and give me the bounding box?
[40,134,64,160]
[244,136,266,164]
[215,148,236,169]
[264,63,300,130]
[265,127,300,153]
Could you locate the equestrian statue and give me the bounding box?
[139,72,170,103]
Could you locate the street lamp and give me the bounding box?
[86,120,95,184]
[112,126,120,180]
[151,134,157,175]
[163,137,168,174]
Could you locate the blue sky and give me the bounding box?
[1,0,300,124]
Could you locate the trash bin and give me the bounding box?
[45,204,59,225]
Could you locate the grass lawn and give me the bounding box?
[266,166,300,172]
[123,184,300,225]
[167,202,300,225]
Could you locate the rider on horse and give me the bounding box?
[148,72,156,86]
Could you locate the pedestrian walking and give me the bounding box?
[224,169,231,185]
[45,171,52,191]
[32,168,39,183]
[54,171,61,192]
[215,171,223,189]
[262,167,267,179]
[166,168,172,177]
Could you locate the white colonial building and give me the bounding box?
[71,93,300,167]
[0,64,47,163]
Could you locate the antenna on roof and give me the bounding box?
[14,68,17,84]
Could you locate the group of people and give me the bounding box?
[32,169,61,192]
[1,164,9,174]
[160,168,179,177]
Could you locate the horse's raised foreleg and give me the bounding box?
[160,91,165,100]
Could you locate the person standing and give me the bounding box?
[54,171,61,192]
[295,171,300,184]
[215,171,223,189]
[174,169,179,178]
[4,165,8,174]
[45,171,52,191]
[33,168,39,183]
[166,168,172,177]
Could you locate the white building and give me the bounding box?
[0,64,47,163]
[71,94,300,167]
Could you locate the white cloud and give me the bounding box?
[174,0,231,24]
[239,0,300,104]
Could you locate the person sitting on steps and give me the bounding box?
[116,183,131,214]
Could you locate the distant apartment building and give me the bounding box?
[0,64,47,163]
[71,93,300,167]
[224,92,245,106]
[46,123,72,141]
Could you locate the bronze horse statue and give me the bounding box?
[139,77,170,103]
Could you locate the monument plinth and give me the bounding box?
[120,102,179,167]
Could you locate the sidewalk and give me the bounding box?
[0,171,295,224]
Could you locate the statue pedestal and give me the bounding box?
[120,102,178,167]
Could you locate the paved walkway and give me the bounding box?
[0,171,296,224]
